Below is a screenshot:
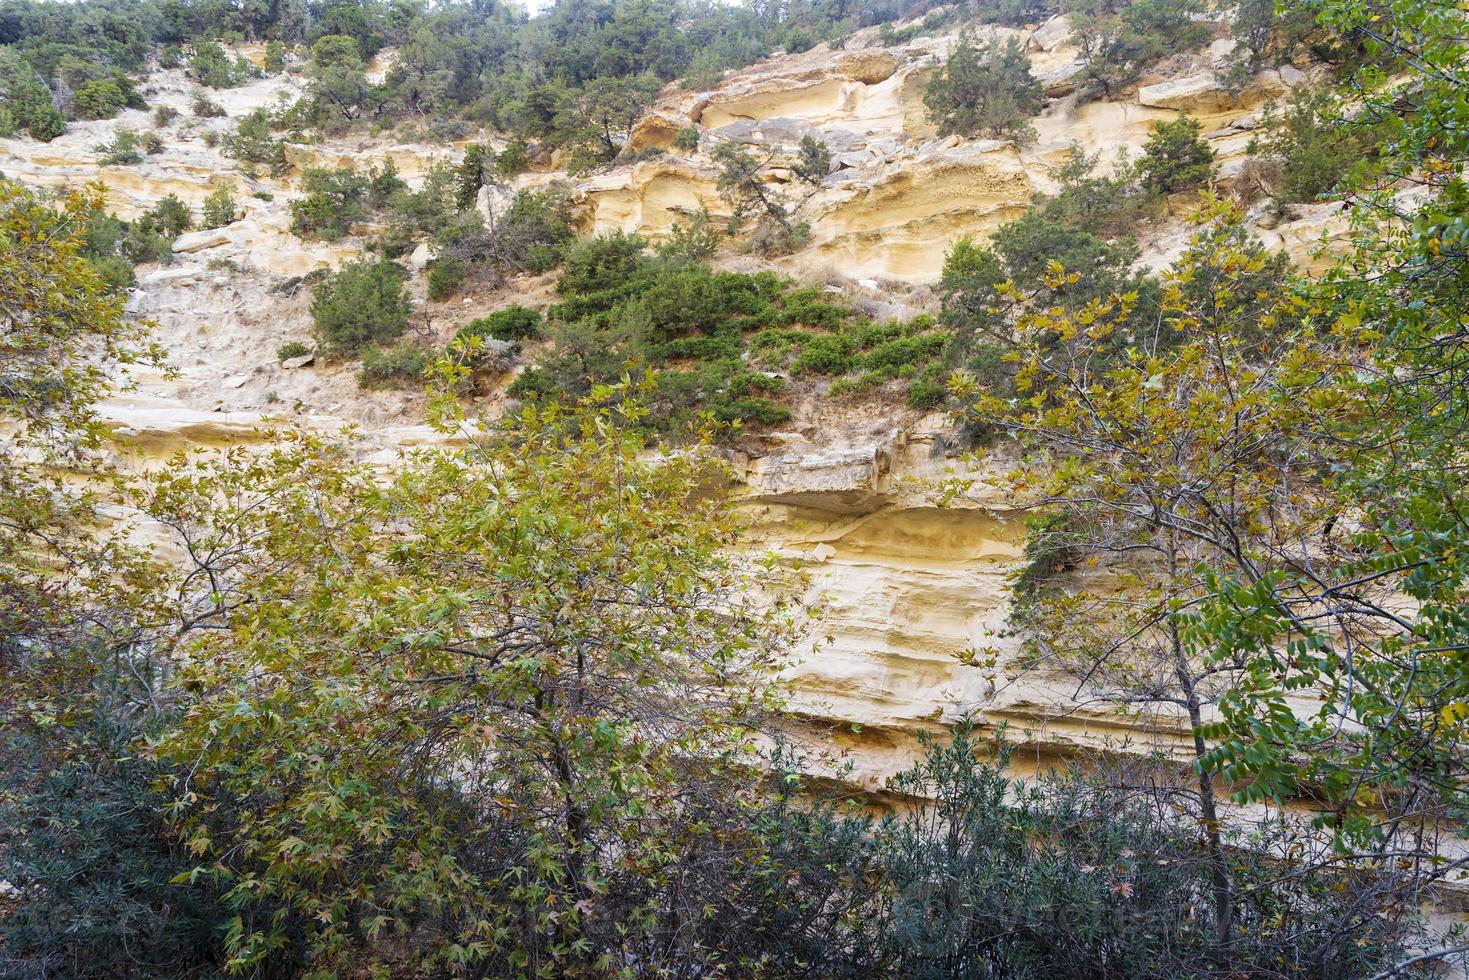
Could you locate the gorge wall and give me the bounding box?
[0,12,1349,793]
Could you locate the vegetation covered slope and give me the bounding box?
[2,0,1469,977]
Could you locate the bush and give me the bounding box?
[264,40,288,75]
[658,209,720,262]
[494,138,529,179]
[140,131,165,154]
[0,695,231,979]
[191,90,226,117]
[72,79,128,119]
[457,305,542,344]
[426,256,466,301]
[673,125,700,151]
[88,254,136,293]
[149,194,193,237]
[201,184,237,228]
[153,104,180,127]
[1139,114,1216,194]
[924,33,1043,141]
[189,41,249,88]
[94,129,142,165]
[357,343,427,389]
[1247,88,1365,203]
[784,27,815,54]
[277,340,312,361]
[311,259,412,355]
[557,231,647,296]
[290,166,368,240]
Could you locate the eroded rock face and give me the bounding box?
[0,25,1363,796]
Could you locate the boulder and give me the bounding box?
[836,50,901,85]
[1039,59,1087,98]
[172,226,232,253]
[1028,14,1074,53]
[1137,72,1232,113]
[281,353,315,369]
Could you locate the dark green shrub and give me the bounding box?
[790,333,855,375]
[673,125,700,151]
[94,129,142,165]
[189,41,248,88]
[202,184,237,228]
[0,650,233,980]
[358,343,427,389]
[557,231,647,296]
[495,138,529,179]
[140,131,165,154]
[277,340,312,361]
[658,209,720,261]
[149,194,193,237]
[290,167,369,240]
[88,254,136,293]
[1247,88,1365,203]
[784,27,815,54]
[427,256,466,301]
[311,259,412,355]
[1139,114,1216,194]
[264,40,288,75]
[72,79,128,119]
[924,33,1043,141]
[153,104,180,127]
[191,90,226,117]
[457,305,542,344]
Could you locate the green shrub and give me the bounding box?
[924,33,1042,141]
[457,305,542,344]
[783,27,815,54]
[427,256,467,301]
[88,254,136,293]
[264,40,288,75]
[191,90,226,117]
[140,131,165,154]
[277,341,312,361]
[494,138,529,179]
[357,343,427,389]
[1139,114,1216,194]
[557,231,647,296]
[153,104,180,127]
[72,79,128,119]
[94,129,142,165]
[790,333,855,375]
[149,194,193,237]
[189,41,249,88]
[1247,88,1365,203]
[0,680,231,979]
[673,125,700,151]
[290,167,369,240]
[658,209,720,261]
[311,259,412,355]
[202,184,237,228]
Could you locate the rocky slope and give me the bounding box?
[0,12,1354,793]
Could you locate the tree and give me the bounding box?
[1187,10,1469,976]
[793,134,831,183]
[310,257,411,355]
[924,33,1043,141]
[149,381,798,975]
[307,33,371,122]
[1069,0,1210,97]
[1138,113,1216,194]
[950,202,1371,959]
[552,72,662,174]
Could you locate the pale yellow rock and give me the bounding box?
[836,50,901,85]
